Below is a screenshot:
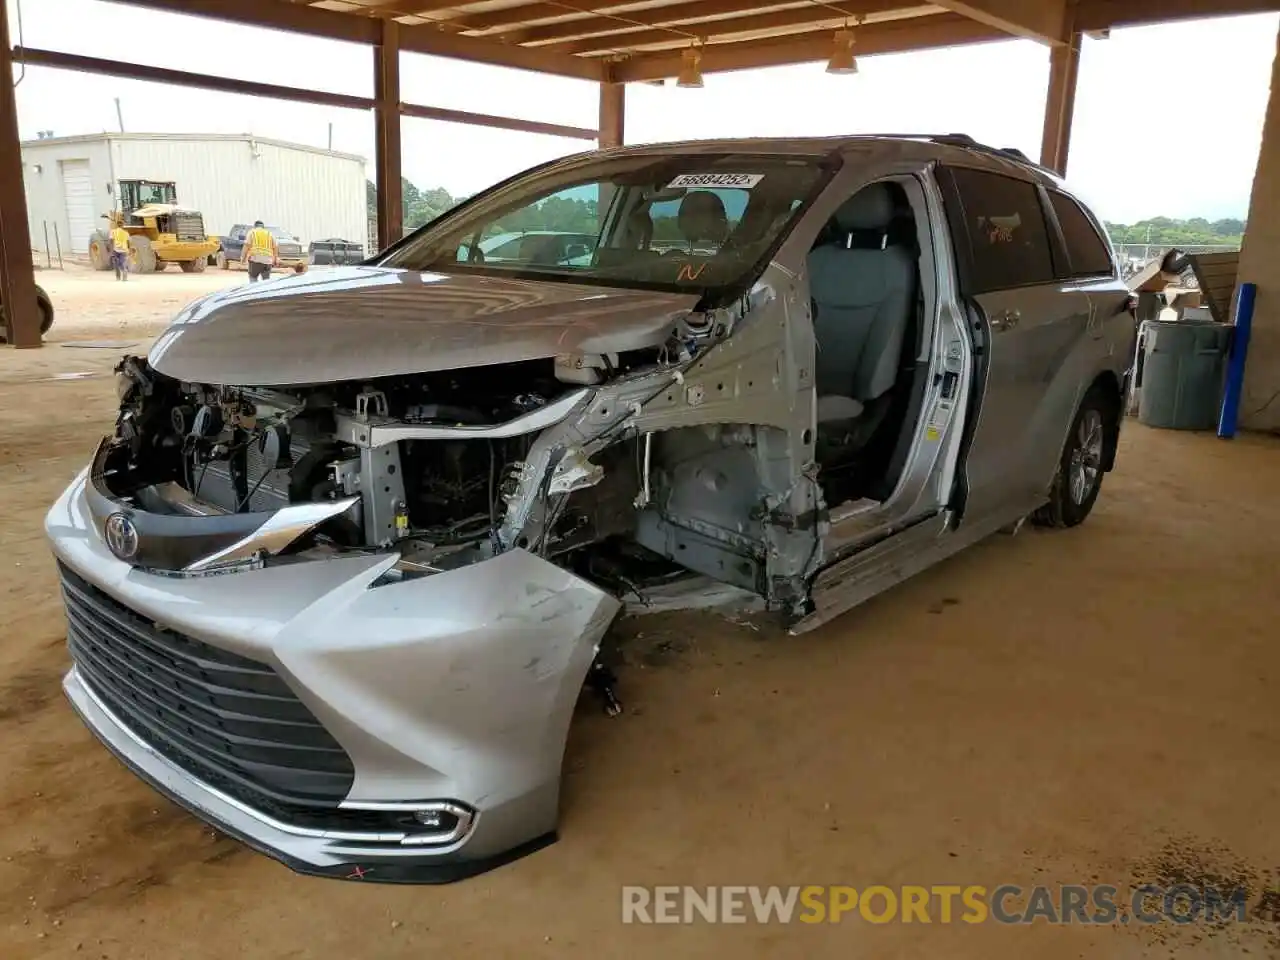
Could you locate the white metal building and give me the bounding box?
[20,132,367,256]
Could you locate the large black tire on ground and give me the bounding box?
[88,231,113,271]
[1032,384,1116,529]
[181,257,207,273]
[128,235,157,274]
[36,286,54,335]
[0,286,54,342]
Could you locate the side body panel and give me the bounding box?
[960,281,1093,522]
[937,167,1121,528]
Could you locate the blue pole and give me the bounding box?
[1218,281,1256,439]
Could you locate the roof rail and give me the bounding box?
[834,134,1057,177]
[926,135,1055,176]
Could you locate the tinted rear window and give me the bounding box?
[949,167,1055,293]
[1049,191,1114,278]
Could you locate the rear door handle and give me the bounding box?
[990,309,1021,332]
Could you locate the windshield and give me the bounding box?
[269,228,296,241]
[380,152,832,297]
[134,182,175,205]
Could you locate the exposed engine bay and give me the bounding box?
[109,354,646,571]
[101,293,818,623]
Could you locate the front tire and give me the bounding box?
[1032,386,1111,529]
[128,235,157,274]
[88,232,113,271]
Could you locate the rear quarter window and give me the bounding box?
[948,167,1056,293]
[1048,191,1115,278]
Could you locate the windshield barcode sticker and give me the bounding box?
[667,173,764,189]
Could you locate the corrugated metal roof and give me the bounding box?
[19,131,366,163]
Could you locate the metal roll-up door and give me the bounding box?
[60,159,96,254]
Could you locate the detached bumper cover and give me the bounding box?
[46,470,620,881]
[62,669,555,883]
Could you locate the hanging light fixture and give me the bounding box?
[677,45,704,88]
[826,21,859,75]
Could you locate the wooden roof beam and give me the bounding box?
[494,1,822,43]
[458,0,782,35]
[1075,0,1280,32]
[611,12,1004,81]
[105,0,379,43]
[396,23,603,76]
[538,2,934,55]
[360,0,470,11]
[13,44,598,143]
[932,0,1068,44]
[103,0,601,78]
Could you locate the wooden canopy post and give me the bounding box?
[0,3,42,348]
[374,18,403,251]
[1040,30,1081,174]
[598,81,625,148]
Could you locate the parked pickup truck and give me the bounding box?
[215,224,308,272]
[308,237,365,266]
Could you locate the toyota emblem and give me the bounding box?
[104,512,140,563]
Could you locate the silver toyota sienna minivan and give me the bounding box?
[47,134,1137,882]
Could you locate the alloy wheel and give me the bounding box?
[1069,409,1104,505]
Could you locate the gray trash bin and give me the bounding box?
[1137,319,1231,430]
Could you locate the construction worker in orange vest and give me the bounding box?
[241,220,279,282]
[106,212,130,281]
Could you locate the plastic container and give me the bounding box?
[1137,319,1231,430]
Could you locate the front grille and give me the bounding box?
[173,213,205,242]
[59,563,356,824]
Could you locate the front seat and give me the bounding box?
[808,184,915,428]
[676,191,729,249]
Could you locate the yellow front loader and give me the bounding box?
[88,180,221,274]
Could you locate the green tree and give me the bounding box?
[367,179,462,231]
[1104,216,1245,248]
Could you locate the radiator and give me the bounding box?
[195,435,309,513]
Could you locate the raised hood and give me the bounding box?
[147,266,701,386]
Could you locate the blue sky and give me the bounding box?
[7,0,1277,223]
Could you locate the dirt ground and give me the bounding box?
[1,267,1278,959]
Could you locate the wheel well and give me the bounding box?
[1090,371,1123,471]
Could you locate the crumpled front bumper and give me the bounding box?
[47,469,621,882]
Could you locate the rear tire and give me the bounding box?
[1032,386,1112,529]
[128,235,157,274]
[180,258,207,273]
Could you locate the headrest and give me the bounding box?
[677,191,729,244]
[519,234,559,263]
[623,207,653,245]
[833,184,895,233]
